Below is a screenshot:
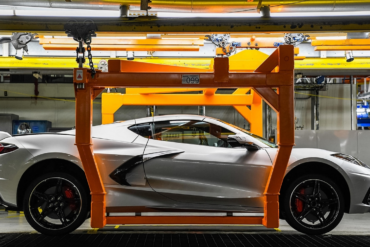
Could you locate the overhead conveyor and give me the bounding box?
[72,45,295,229]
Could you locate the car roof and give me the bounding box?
[134,114,209,124]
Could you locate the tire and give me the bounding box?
[282,174,344,235]
[23,172,89,236]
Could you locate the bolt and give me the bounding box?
[60,203,64,207]
[58,196,63,201]
[50,197,55,202]
[55,207,59,211]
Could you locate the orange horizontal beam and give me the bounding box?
[90,72,293,88]
[314,46,370,51]
[118,60,211,73]
[106,94,254,106]
[106,216,263,225]
[39,38,204,46]
[42,44,200,51]
[312,39,370,46]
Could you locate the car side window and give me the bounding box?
[128,123,153,139]
[153,120,235,148]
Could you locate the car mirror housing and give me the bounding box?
[227,135,260,151]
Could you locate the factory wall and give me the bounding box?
[294,84,352,130]
[0,83,352,132]
[0,83,248,130]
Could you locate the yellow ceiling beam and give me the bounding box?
[0,57,212,69]
[39,38,204,46]
[42,44,200,51]
[295,58,370,69]
[3,56,370,70]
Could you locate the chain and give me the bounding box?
[64,21,97,78]
[86,43,96,77]
[75,39,85,69]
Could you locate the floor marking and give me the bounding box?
[87,228,99,234]
[274,228,281,232]
[6,214,24,219]
[114,225,120,229]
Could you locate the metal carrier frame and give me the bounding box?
[72,45,295,229]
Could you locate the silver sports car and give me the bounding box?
[1,114,370,235]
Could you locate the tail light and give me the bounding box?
[0,143,18,154]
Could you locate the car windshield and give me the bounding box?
[217,120,278,148]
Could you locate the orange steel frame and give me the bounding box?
[73,45,295,229]
[101,88,263,136]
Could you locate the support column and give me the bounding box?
[75,85,106,228]
[263,85,294,228]
[198,106,206,116]
[311,91,315,130]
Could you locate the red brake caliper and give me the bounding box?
[295,188,305,213]
[64,187,76,211]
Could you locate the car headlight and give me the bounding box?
[331,153,370,169]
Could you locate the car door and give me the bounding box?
[142,118,273,211]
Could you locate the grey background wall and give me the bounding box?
[0,82,352,131]
[0,83,249,129]
[294,84,352,130]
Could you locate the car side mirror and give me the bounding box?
[227,135,260,151]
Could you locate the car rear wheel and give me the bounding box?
[23,172,89,236]
[282,174,344,235]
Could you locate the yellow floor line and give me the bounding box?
[6,215,24,218]
[274,228,281,232]
[114,225,120,229]
[87,228,99,234]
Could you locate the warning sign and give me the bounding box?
[76,70,83,81]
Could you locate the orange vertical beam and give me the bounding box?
[261,45,294,228]
[74,70,107,228]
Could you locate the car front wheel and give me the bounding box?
[282,174,344,235]
[23,172,89,236]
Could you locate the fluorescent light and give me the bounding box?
[271,11,370,17]
[162,37,201,40]
[16,9,120,17]
[157,12,261,18]
[0,10,13,16]
[0,6,120,17]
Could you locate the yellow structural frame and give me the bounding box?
[100,49,275,137]
[102,87,263,136]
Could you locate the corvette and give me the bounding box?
[0,114,370,236]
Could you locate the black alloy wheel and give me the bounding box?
[283,174,344,235]
[23,172,89,236]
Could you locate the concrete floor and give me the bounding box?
[1,208,370,235]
